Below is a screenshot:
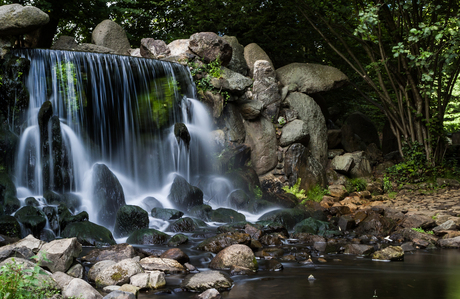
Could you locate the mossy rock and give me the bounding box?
[14,206,47,237]
[168,233,189,247]
[209,208,246,223]
[216,222,251,233]
[293,217,335,236]
[169,217,206,233]
[188,204,212,221]
[126,228,169,245]
[151,207,184,220]
[258,208,310,230]
[0,215,21,238]
[61,221,116,247]
[113,205,149,238]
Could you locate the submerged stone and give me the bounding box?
[126,228,169,245]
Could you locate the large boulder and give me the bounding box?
[14,206,47,237]
[37,238,82,273]
[208,208,246,223]
[169,217,205,233]
[258,208,312,230]
[168,39,191,56]
[126,228,169,245]
[344,112,380,148]
[139,257,187,274]
[0,4,49,36]
[140,38,170,59]
[223,103,246,143]
[180,271,233,292]
[91,163,126,228]
[168,175,203,211]
[276,63,348,94]
[151,207,184,220]
[253,60,282,119]
[280,120,309,147]
[95,258,144,287]
[243,43,274,78]
[244,117,278,175]
[61,221,116,247]
[197,232,251,253]
[92,19,131,55]
[62,277,103,299]
[285,92,328,169]
[81,243,137,264]
[0,234,44,261]
[189,32,232,66]
[130,271,166,290]
[113,205,149,238]
[210,67,253,93]
[222,36,249,76]
[209,244,257,270]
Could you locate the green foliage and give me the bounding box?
[254,185,262,200]
[411,227,434,235]
[345,178,368,193]
[301,184,329,204]
[52,61,85,116]
[383,175,392,192]
[282,178,306,201]
[0,255,58,299]
[277,116,286,126]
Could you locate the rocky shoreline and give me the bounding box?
[2,185,460,299]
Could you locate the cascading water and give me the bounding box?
[13,49,225,230]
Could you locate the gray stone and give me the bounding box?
[51,36,79,50]
[348,151,372,178]
[343,244,374,256]
[211,67,253,93]
[239,100,263,120]
[372,246,404,261]
[78,43,117,54]
[66,263,84,278]
[224,103,246,143]
[244,43,274,78]
[280,119,309,147]
[92,19,131,55]
[196,288,222,299]
[139,257,187,274]
[129,271,166,289]
[438,236,460,248]
[244,116,277,175]
[222,36,248,76]
[95,259,144,287]
[180,271,233,292]
[168,39,191,56]
[253,60,282,120]
[286,92,328,169]
[331,154,354,174]
[202,91,224,118]
[433,220,457,233]
[88,260,116,282]
[276,63,348,94]
[209,244,257,270]
[189,32,232,66]
[63,278,103,299]
[103,291,135,299]
[51,271,73,289]
[0,234,44,262]
[0,4,49,36]
[140,38,170,59]
[128,48,141,57]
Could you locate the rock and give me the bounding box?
[348,151,372,178]
[140,38,170,59]
[92,163,126,228]
[92,19,131,55]
[243,43,274,78]
[285,92,328,168]
[284,143,327,192]
[37,238,82,273]
[210,67,253,93]
[189,32,232,66]
[328,185,348,200]
[174,123,191,148]
[63,278,103,299]
[0,234,43,261]
[52,271,74,289]
[202,91,224,118]
[77,43,117,54]
[114,205,149,238]
[51,36,78,50]
[95,258,144,287]
[253,60,282,119]
[180,271,233,292]
[128,48,141,57]
[331,154,354,175]
[222,36,248,75]
[139,257,187,274]
[151,207,184,220]
[209,244,257,270]
[169,217,205,233]
[126,228,169,245]
[88,260,116,282]
[142,196,163,210]
[208,208,246,223]
[130,271,166,289]
[81,244,137,264]
[188,205,212,222]
[341,124,367,152]
[104,290,136,299]
[345,112,380,148]
[196,288,222,299]
[338,215,355,231]
[160,248,190,264]
[168,39,192,57]
[247,198,277,214]
[0,215,21,238]
[239,100,263,120]
[0,4,49,36]
[438,236,460,248]
[355,211,396,237]
[61,221,116,247]
[259,208,311,230]
[327,129,342,149]
[365,143,384,166]
[0,127,19,173]
[223,103,246,143]
[280,120,309,147]
[433,220,457,234]
[401,213,436,230]
[244,117,278,175]
[276,63,348,94]
[67,263,84,278]
[372,246,404,261]
[227,190,251,211]
[14,206,47,237]
[196,232,251,253]
[168,175,203,211]
[343,244,374,256]
[260,233,284,246]
[436,178,460,188]
[293,218,332,236]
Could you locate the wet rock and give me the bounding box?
[126,228,169,245]
[67,263,84,278]
[244,224,263,240]
[372,246,404,261]
[140,38,170,59]
[81,244,137,264]
[223,103,246,143]
[0,4,49,36]
[142,196,163,210]
[189,205,212,221]
[160,248,190,264]
[209,244,257,270]
[247,198,276,214]
[189,32,232,66]
[92,19,131,55]
[293,218,333,236]
[168,234,189,247]
[169,217,206,233]
[63,277,102,299]
[151,207,184,220]
[95,258,144,287]
[197,232,251,253]
[230,265,256,275]
[228,190,250,211]
[61,221,116,247]
[37,237,81,273]
[438,236,460,248]
[180,271,233,292]
[343,244,374,256]
[208,208,246,223]
[259,208,311,230]
[130,271,166,290]
[92,163,126,228]
[114,205,149,238]
[265,259,283,271]
[168,175,203,211]
[174,123,191,148]
[14,206,47,238]
[260,233,284,246]
[139,257,187,274]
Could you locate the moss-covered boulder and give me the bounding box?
[228,190,250,211]
[293,217,337,236]
[126,228,169,245]
[167,233,189,247]
[188,204,212,221]
[169,217,206,233]
[209,244,257,270]
[113,205,149,238]
[258,208,310,230]
[57,204,89,231]
[168,175,203,211]
[151,207,184,220]
[209,208,246,223]
[61,221,116,247]
[197,232,251,253]
[14,206,47,237]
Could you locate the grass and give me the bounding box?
[411,227,434,235]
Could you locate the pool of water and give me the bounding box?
[137,249,460,299]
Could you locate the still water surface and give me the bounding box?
[136,249,460,299]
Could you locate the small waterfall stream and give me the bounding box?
[13,49,233,228]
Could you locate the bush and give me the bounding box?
[345,178,367,193]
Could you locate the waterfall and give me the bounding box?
[13,49,219,224]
